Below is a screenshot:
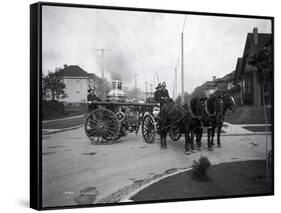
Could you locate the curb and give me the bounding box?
[118,159,264,203]
[208,132,272,137]
[42,114,85,123]
[119,168,192,203]
[42,124,83,135]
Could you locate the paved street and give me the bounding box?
[42,125,272,207]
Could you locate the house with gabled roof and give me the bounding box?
[56,64,90,103]
[233,27,272,106]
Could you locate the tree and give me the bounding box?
[175,92,191,106]
[42,70,67,101]
[248,47,272,83]
[175,95,182,105]
[248,46,272,182]
[183,92,192,105]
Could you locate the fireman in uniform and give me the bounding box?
[154,83,162,103]
[87,87,101,113]
[159,82,170,109]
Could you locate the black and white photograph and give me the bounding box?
[31,2,273,210]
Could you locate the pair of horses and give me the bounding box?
[159,93,237,154]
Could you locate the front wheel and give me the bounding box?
[84,108,120,144]
[141,114,156,143]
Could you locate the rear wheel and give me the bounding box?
[84,108,120,144]
[168,126,182,141]
[141,114,156,143]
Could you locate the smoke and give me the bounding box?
[105,48,134,82]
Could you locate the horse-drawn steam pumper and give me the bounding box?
[84,80,160,144]
[84,101,159,144]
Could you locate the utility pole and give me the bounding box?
[154,72,159,85]
[93,48,108,80]
[145,82,148,99]
[173,82,175,99]
[181,33,184,104]
[93,48,108,98]
[134,73,139,89]
[175,68,177,99]
[134,73,139,101]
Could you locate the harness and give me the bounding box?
[204,98,226,127]
[158,104,190,132]
[204,99,216,117]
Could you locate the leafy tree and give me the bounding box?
[248,46,272,182]
[248,47,272,83]
[42,70,67,101]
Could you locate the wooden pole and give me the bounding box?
[181,33,184,104]
[175,68,177,98]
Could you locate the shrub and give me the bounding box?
[42,100,65,120]
[192,156,211,181]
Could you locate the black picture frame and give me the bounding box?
[30,1,274,210]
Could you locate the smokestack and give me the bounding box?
[253,27,258,45]
[212,76,216,81]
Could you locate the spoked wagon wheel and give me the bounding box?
[141,114,156,143]
[168,126,182,141]
[84,108,120,144]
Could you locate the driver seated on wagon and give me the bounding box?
[87,87,102,113]
[154,82,170,109]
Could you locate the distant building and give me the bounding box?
[200,80,218,96]
[233,28,272,106]
[56,65,90,103]
[198,75,223,96]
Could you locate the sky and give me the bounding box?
[42,6,272,95]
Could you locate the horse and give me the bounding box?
[205,93,237,148]
[189,93,237,149]
[159,101,207,154]
[188,97,208,151]
[159,102,194,154]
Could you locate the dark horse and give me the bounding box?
[159,102,207,154]
[206,93,237,148]
[159,102,194,153]
[190,93,237,149]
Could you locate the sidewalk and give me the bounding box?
[222,122,272,135]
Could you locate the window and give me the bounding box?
[244,78,252,94]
